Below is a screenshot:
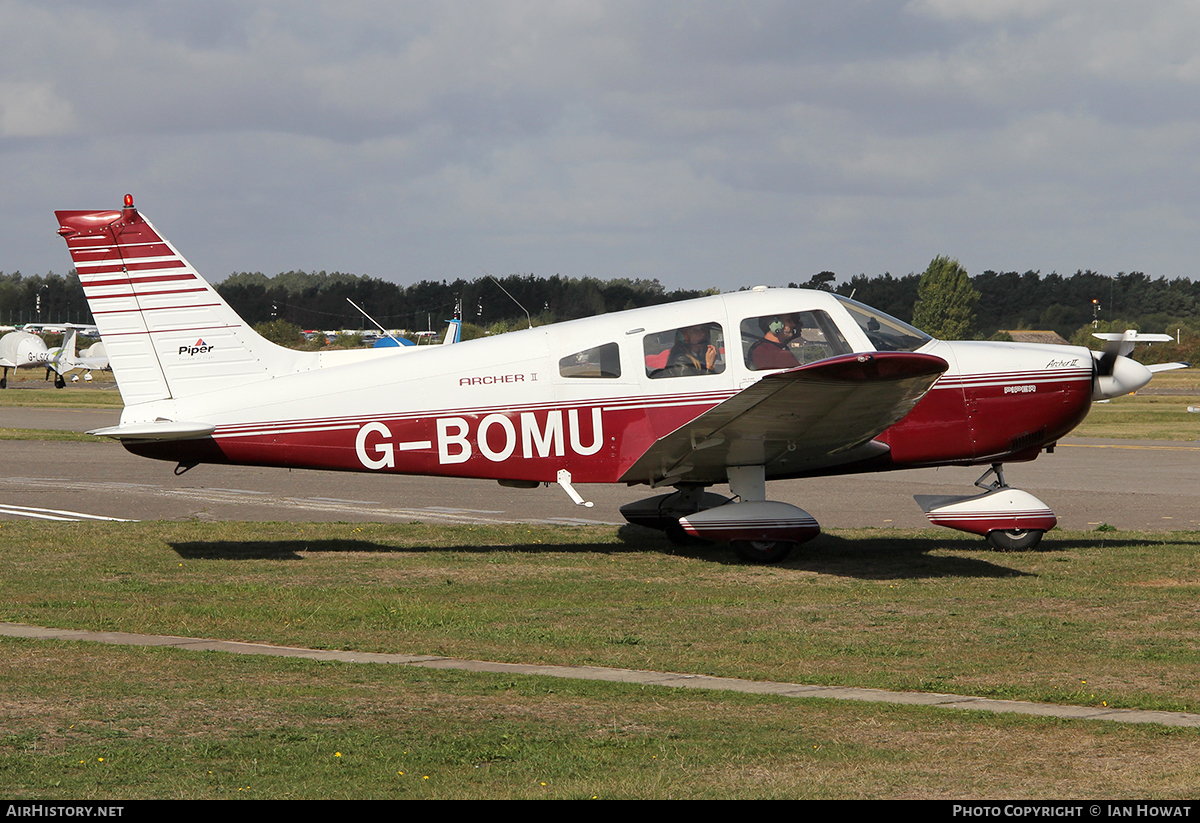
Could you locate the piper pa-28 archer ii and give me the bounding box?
[55,195,1180,562]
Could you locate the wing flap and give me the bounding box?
[619,352,947,486]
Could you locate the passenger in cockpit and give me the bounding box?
[663,324,721,376]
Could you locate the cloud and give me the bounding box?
[0,82,75,137]
[4,1,1200,288]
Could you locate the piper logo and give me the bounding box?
[179,339,214,356]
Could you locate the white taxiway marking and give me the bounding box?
[0,477,620,526]
[0,504,134,522]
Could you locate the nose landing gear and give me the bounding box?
[915,463,1056,551]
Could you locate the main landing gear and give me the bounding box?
[620,466,822,564]
[618,486,735,547]
[915,463,1057,551]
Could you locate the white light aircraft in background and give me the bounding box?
[0,325,108,388]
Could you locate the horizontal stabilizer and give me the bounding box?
[1093,330,1174,358]
[88,421,216,441]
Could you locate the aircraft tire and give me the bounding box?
[54,375,66,389]
[730,539,795,564]
[986,529,1044,552]
[0,377,6,389]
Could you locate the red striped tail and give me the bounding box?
[56,196,301,406]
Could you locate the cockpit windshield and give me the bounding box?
[835,296,932,352]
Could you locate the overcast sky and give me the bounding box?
[4,0,1200,292]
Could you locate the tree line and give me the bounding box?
[827,258,1200,366]
[215,270,718,337]
[829,267,1200,340]
[3,266,1199,360]
[0,272,90,327]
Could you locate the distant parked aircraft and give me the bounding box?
[0,325,108,388]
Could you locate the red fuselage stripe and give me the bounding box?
[81,273,197,288]
[92,302,222,315]
[86,288,209,301]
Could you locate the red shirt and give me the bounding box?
[749,338,798,370]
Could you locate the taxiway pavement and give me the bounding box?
[0,406,1196,530]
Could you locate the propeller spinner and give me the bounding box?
[1091,330,1156,401]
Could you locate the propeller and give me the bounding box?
[1094,346,1119,379]
[1090,331,1155,401]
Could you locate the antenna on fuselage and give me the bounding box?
[479,268,533,330]
[345,298,403,346]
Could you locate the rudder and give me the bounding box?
[56,195,304,405]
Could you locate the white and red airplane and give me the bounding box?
[0,325,109,388]
[54,195,1172,561]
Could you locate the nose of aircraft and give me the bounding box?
[1092,351,1153,400]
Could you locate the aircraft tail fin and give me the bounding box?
[50,327,78,375]
[55,195,306,406]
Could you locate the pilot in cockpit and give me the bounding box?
[748,314,802,370]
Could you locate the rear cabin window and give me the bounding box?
[643,322,726,379]
[559,342,621,378]
[741,310,851,371]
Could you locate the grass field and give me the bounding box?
[1073,371,1200,440]
[1,365,1197,798]
[2,521,1199,798]
[0,368,121,408]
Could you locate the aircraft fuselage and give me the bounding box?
[120,289,1094,484]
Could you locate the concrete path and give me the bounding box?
[4,621,1197,729]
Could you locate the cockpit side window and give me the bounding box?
[741,310,851,371]
[644,322,726,379]
[559,342,621,378]
[834,296,932,352]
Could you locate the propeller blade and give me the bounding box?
[1095,348,1118,377]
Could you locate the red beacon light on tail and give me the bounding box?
[120,193,140,224]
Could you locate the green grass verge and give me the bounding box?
[1073,371,1200,440]
[0,383,123,409]
[1072,393,1200,440]
[2,521,1199,799]
[3,521,1199,711]
[0,428,113,442]
[4,639,1198,800]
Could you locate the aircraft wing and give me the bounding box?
[620,352,948,486]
